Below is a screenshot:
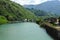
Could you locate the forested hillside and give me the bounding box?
[0,0,35,24]
[26,8,56,18]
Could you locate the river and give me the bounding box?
[0,22,53,40]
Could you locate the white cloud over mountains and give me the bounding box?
[11,0,60,5]
[11,0,47,5]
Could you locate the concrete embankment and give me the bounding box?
[40,24,60,40]
[36,21,60,40]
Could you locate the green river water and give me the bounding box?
[0,22,53,40]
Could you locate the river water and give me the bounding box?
[0,22,53,40]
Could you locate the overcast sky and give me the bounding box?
[11,0,60,5]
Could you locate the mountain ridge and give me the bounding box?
[24,1,60,15]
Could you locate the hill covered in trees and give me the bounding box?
[26,8,57,18]
[0,0,36,24]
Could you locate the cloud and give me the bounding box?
[47,0,60,1]
[11,0,47,5]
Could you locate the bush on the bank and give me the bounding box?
[0,16,8,24]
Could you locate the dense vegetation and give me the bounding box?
[0,0,36,24]
[26,8,49,16]
[25,8,60,24]
[26,8,57,19]
[0,16,8,24]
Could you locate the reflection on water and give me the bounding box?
[0,22,53,40]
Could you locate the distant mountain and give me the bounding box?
[24,1,60,15]
[26,8,55,16]
[0,0,35,24]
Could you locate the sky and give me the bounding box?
[11,0,60,5]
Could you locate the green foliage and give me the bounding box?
[0,16,8,24]
[26,8,59,24]
[26,8,56,18]
[26,8,50,16]
[0,0,36,24]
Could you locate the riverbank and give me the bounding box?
[37,22,60,40]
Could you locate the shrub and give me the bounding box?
[0,16,8,24]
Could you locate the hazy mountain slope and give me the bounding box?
[24,1,60,15]
[26,8,56,17]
